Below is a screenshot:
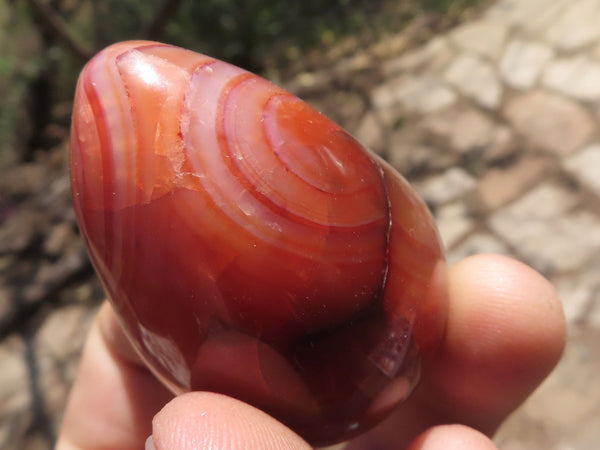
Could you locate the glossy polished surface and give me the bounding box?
[70,41,448,445]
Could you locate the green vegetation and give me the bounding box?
[0,0,484,162]
[423,0,482,12]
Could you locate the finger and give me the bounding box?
[424,254,566,428]
[406,424,497,450]
[348,254,566,448]
[148,392,311,450]
[56,302,173,450]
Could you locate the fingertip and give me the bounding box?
[449,253,566,356]
[407,424,498,450]
[151,392,311,450]
[448,254,566,374]
[426,254,566,428]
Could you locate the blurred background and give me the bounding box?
[2,0,600,448]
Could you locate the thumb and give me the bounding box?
[147,392,311,450]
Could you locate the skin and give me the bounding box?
[56,254,566,449]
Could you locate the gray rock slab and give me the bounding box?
[444,54,502,108]
[482,126,517,163]
[447,232,510,266]
[0,163,48,198]
[544,0,600,50]
[500,39,554,89]
[500,180,578,217]
[449,20,509,60]
[476,156,552,211]
[503,90,594,155]
[22,245,88,305]
[309,90,366,133]
[331,52,372,77]
[388,130,459,175]
[373,103,406,129]
[591,41,600,60]
[414,167,476,207]
[489,182,600,273]
[589,296,600,330]
[422,106,514,159]
[434,202,475,250]
[287,70,333,93]
[372,75,457,113]
[423,106,494,153]
[486,0,572,33]
[542,56,600,101]
[43,222,76,257]
[354,112,385,155]
[0,209,45,254]
[0,287,12,327]
[0,336,31,450]
[554,262,600,325]
[565,144,600,197]
[33,303,98,432]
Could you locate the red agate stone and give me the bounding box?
[70,41,448,446]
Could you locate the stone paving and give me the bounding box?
[2,0,600,448]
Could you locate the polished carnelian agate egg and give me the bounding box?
[70,41,448,446]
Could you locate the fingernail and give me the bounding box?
[145,435,156,450]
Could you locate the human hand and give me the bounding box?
[56,254,565,449]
